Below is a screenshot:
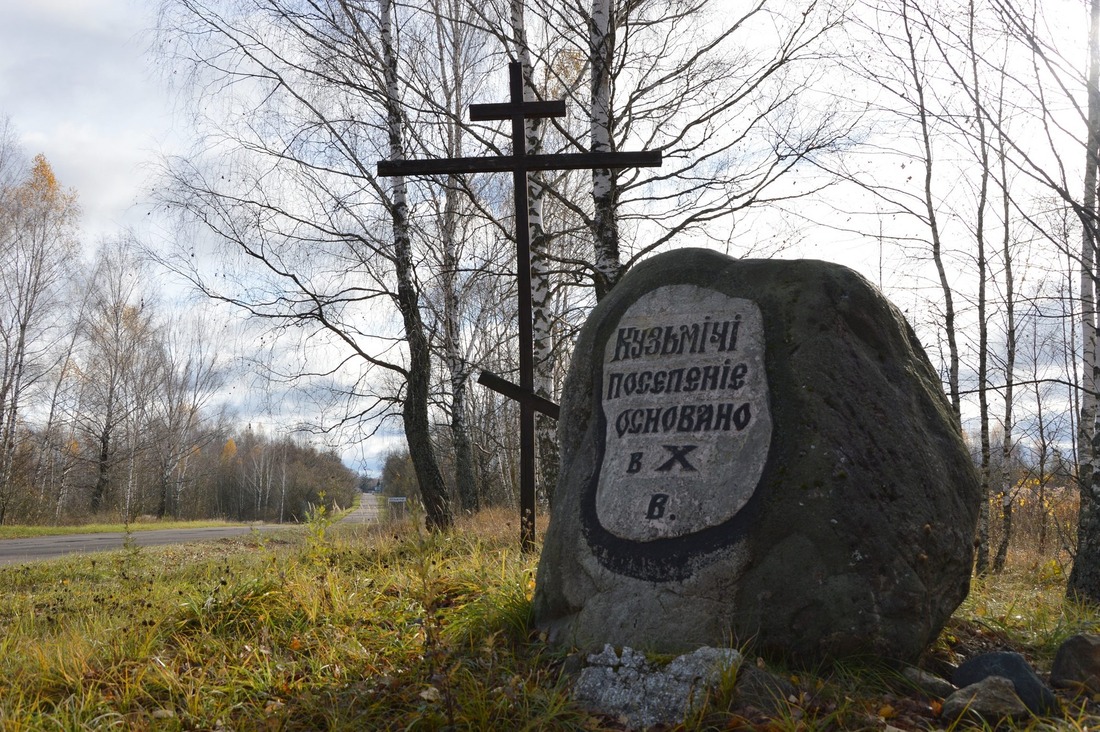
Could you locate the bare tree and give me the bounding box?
[154,0,459,528]
[0,150,79,523]
[148,309,226,518]
[78,238,159,516]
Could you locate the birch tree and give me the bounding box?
[512,0,561,502]
[853,0,1100,592]
[0,151,79,523]
[149,312,226,518]
[79,239,158,516]
[377,0,452,529]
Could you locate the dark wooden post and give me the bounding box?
[378,62,660,551]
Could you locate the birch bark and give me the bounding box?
[590,0,620,301]
[433,0,479,514]
[510,0,560,504]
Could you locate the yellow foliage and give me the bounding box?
[7,153,80,225]
[220,438,238,463]
[28,154,58,199]
[1037,559,1064,584]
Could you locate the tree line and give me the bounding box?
[0,122,357,524]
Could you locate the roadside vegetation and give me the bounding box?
[0,519,247,540]
[0,495,1097,730]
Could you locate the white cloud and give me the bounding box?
[0,0,176,242]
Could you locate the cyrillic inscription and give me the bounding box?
[596,285,772,541]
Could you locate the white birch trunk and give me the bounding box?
[511,0,559,503]
[590,0,620,300]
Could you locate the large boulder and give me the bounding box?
[533,249,981,663]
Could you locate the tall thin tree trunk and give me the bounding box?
[512,0,560,504]
[994,131,1016,573]
[903,0,961,421]
[441,171,477,513]
[93,423,112,514]
[1068,0,1100,602]
[381,0,451,531]
[0,318,31,519]
[590,0,620,300]
[1033,341,1050,553]
[435,1,478,514]
[969,0,993,576]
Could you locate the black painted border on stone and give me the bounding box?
[579,273,779,582]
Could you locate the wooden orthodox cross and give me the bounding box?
[378,62,661,551]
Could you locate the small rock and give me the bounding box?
[943,676,1029,723]
[1051,634,1100,694]
[573,645,741,729]
[587,644,625,668]
[151,709,175,720]
[901,665,955,698]
[953,651,1058,714]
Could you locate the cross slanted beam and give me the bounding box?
[378,62,661,552]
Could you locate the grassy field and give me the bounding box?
[0,504,1098,730]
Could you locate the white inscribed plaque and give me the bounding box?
[596,285,772,541]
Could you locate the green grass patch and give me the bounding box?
[0,507,587,730]
[0,519,247,539]
[1,506,1099,729]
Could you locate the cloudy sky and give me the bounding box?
[0,1,423,475]
[0,0,173,243]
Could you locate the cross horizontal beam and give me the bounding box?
[469,100,566,121]
[478,370,560,420]
[378,150,662,178]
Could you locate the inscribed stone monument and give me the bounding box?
[533,249,981,663]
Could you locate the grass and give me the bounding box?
[0,519,248,540]
[0,505,1099,730]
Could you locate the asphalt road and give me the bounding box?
[0,494,383,567]
[340,494,382,524]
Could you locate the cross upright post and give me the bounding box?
[378,61,660,552]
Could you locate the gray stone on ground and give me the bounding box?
[953,651,1058,715]
[534,249,981,663]
[572,644,741,729]
[900,666,955,699]
[1051,633,1100,694]
[942,676,1030,723]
